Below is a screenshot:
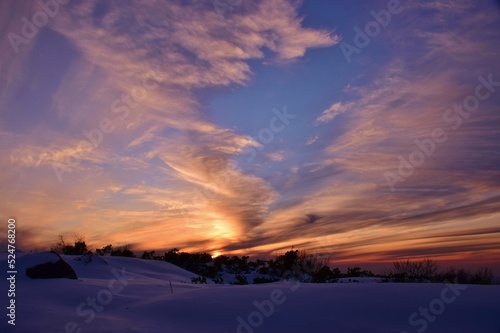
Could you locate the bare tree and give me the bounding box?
[50,234,67,254]
[389,258,439,282]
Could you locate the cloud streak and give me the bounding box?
[315,102,347,124]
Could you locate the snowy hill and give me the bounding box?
[1,253,499,333]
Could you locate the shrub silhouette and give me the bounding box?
[232,274,248,285]
[212,276,224,284]
[347,267,361,277]
[385,259,493,285]
[96,244,113,255]
[312,266,338,283]
[95,244,135,257]
[51,234,88,255]
[471,267,494,285]
[110,245,135,257]
[164,248,215,277]
[191,276,207,284]
[141,250,155,259]
[438,266,494,285]
[346,267,374,277]
[388,258,439,282]
[269,249,327,282]
[253,276,279,284]
[49,235,496,286]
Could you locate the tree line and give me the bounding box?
[50,235,495,285]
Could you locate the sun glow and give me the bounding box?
[211,217,238,240]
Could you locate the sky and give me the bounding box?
[1,0,500,272]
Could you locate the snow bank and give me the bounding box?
[0,255,498,333]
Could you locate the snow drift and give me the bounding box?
[0,253,499,333]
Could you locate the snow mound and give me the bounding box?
[1,255,499,333]
[14,251,78,280]
[16,251,60,270]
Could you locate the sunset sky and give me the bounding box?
[1,0,500,272]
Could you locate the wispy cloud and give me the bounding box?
[0,0,338,253]
[315,102,347,125]
[305,135,319,146]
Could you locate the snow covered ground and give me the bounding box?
[1,253,499,333]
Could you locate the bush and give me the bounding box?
[455,268,473,284]
[191,276,207,284]
[269,249,328,282]
[386,259,494,285]
[95,244,113,256]
[141,250,155,260]
[256,260,271,275]
[347,267,361,277]
[312,266,338,283]
[51,234,89,255]
[471,267,494,285]
[253,277,279,284]
[164,249,214,276]
[439,266,494,285]
[212,276,224,284]
[110,245,135,257]
[346,267,374,277]
[231,274,248,285]
[63,241,88,255]
[226,256,250,274]
[389,258,439,282]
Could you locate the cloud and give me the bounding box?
[1,0,339,251]
[305,135,319,145]
[265,151,285,161]
[315,102,347,124]
[0,2,42,115]
[224,0,500,261]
